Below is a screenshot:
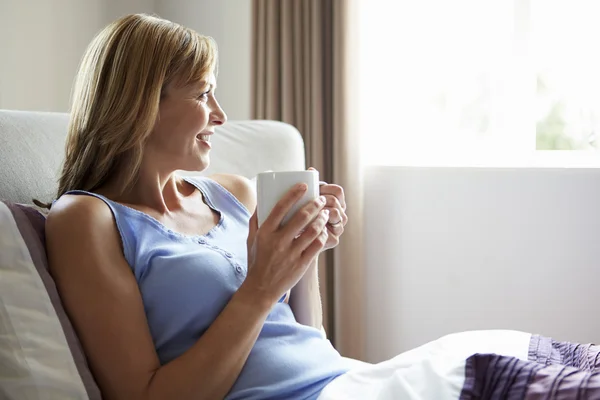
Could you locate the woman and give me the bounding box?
[46,13,600,400]
[46,13,354,400]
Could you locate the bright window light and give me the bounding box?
[359,0,600,167]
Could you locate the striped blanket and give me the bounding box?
[319,330,600,399]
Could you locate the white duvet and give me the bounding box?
[318,330,531,400]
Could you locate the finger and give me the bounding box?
[325,208,344,231]
[324,201,347,224]
[323,195,342,211]
[324,229,340,248]
[320,184,346,210]
[293,209,329,251]
[262,183,308,231]
[326,219,344,236]
[300,228,329,264]
[325,207,343,226]
[281,195,326,240]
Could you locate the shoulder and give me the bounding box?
[46,194,130,285]
[46,194,116,238]
[208,174,257,214]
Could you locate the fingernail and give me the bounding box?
[322,209,330,216]
[318,195,326,204]
[298,183,308,191]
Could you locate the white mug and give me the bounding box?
[256,170,319,227]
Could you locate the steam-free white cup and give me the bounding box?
[256,170,319,227]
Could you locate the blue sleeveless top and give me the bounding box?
[66,176,351,400]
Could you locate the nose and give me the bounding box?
[211,99,227,126]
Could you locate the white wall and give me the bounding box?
[0,0,252,119]
[363,166,600,363]
[155,0,252,120]
[0,0,154,112]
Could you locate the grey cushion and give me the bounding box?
[0,201,102,399]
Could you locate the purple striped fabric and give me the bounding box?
[460,335,600,400]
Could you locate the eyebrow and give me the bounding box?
[192,81,216,93]
[201,83,216,91]
[192,82,212,93]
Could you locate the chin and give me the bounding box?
[178,156,210,173]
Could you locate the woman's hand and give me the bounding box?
[307,168,348,251]
[319,183,348,250]
[244,183,330,306]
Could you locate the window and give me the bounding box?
[359,0,600,166]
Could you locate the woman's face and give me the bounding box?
[146,73,227,173]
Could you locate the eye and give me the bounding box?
[197,90,210,101]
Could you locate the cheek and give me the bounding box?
[192,105,210,128]
[176,104,209,136]
[150,103,209,147]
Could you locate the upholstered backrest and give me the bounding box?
[0,109,306,204]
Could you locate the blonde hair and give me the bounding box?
[40,14,217,207]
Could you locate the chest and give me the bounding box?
[135,229,249,338]
[128,199,221,237]
[163,207,221,237]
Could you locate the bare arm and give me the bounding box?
[289,258,324,330]
[46,195,272,400]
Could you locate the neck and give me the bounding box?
[99,161,192,215]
